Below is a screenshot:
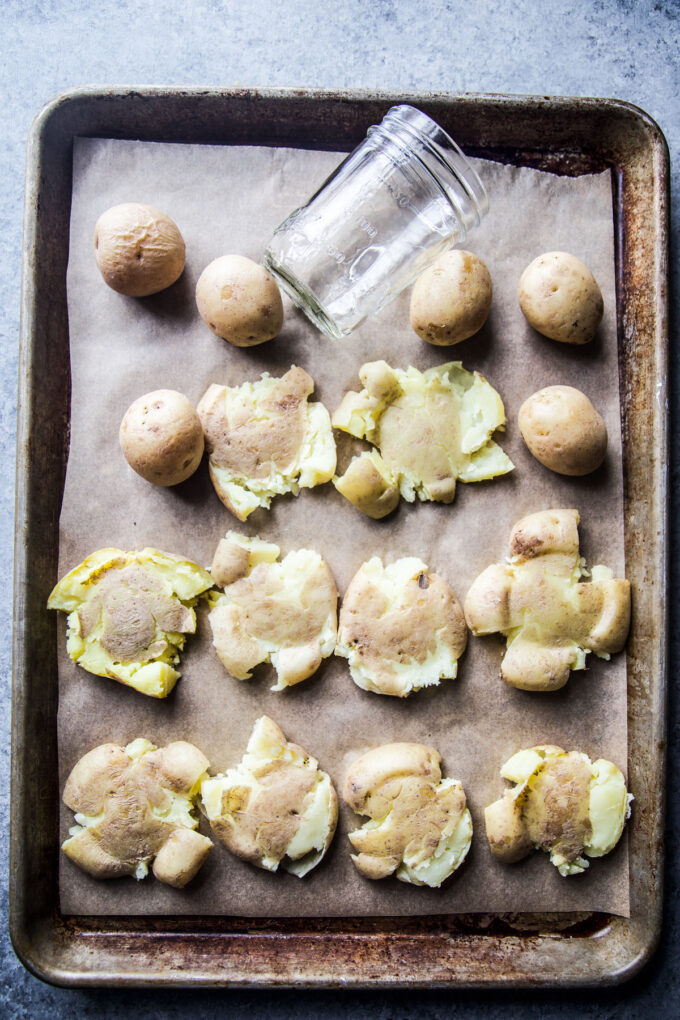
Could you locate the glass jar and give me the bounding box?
[263,105,489,340]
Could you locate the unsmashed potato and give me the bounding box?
[120,389,204,486]
[94,203,185,297]
[336,556,467,697]
[518,385,608,476]
[518,252,603,344]
[485,745,632,876]
[197,366,336,520]
[47,548,214,697]
[343,743,472,886]
[195,254,283,346]
[201,716,338,877]
[62,737,212,886]
[332,360,512,516]
[464,509,630,691]
[208,532,337,691]
[410,250,492,345]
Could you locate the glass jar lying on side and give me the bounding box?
[263,105,489,340]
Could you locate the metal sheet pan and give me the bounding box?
[11,86,669,987]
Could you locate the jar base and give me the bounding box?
[262,251,350,341]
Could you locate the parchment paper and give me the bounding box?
[58,136,629,917]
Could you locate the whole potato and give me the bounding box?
[518,252,603,344]
[94,203,185,297]
[518,385,608,476]
[195,255,283,347]
[410,250,492,346]
[120,389,204,486]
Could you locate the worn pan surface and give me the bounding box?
[11,86,669,987]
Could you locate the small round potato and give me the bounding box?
[410,250,492,346]
[120,389,204,486]
[195,254,283,347]
[518,252,603,344]
[518,385,607,476]
[94,203,185,297]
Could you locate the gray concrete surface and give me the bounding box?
[1,0,678,1015]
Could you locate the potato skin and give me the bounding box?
[518,252,603,344]
[410,250,492,345]
[196,254,283,347]
[94,203,185,297]
[120,389,204,486]
[518,385,607,476]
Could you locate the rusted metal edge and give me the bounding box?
[10,86,670,989]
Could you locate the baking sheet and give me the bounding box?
[58,136,628,917]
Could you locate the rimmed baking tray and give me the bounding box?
[11,86,669,987]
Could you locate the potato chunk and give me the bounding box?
[485,745,632,876]
[336,556,467,697]
[201,716,338,877]
[197,366,336,520]
[62,738,212,886]
[332,361,512,517]
[47,548,214,697]
[208,532,337,690]
[344,743,472,887]
[464,509,630,691]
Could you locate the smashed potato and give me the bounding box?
[332,361,512,517]
[344,743,472,887]
[197,366,336,521]
[485,745,632,876]
[202,716,338,877]
[62,738,212,886]
[47,548,214,697]
[208,532,337,690]
[464,509,630,691]
[336,556,467,697]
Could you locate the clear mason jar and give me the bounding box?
[263,105,489,340]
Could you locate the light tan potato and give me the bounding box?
[518,251,603,344]
[201,716,338,877]
[195,254,283,346]
[197,366,336,520]
[343,743,473,886]
[464,509,630,691]
[410,250,492,345]
[332,361,513,516]
[518,385,608,476]
[47,547,214,698]
[208,532,337,691]
[61,737,212,887]
[484,745,632,876]
[120,389,205,486]
[336,556,467,697]
[94,203,185,297]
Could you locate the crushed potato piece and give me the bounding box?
[201,716,337,877]
[47,547,214,697]
[208,532,337,690]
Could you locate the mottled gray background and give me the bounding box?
[1,0,677,1016]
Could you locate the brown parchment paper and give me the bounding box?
[58,136,629,917]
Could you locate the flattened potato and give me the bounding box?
[344,743,472,887]
[336,556,467,697]
[464,509,630,691]
[62,737,212,886]
[197,366,336,520]
[484,745,632,876]
[201,716,338,877]
[47,548,214,697]
[332,360,512,516]
[208,532,337,690]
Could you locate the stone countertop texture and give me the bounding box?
[1,0,677,1016]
